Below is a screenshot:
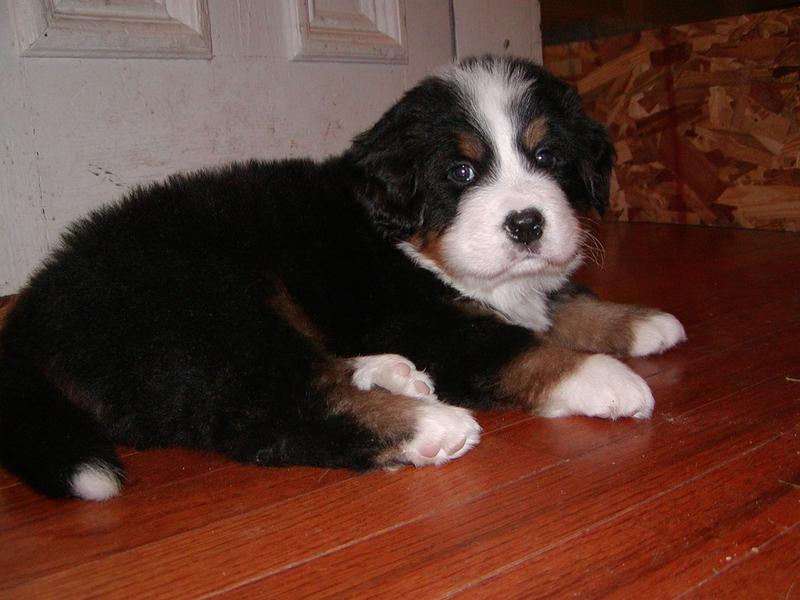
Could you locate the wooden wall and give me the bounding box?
[544,7,800,231]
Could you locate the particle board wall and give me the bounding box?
[543,7,800,232]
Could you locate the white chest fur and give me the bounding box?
[398,241,577,333]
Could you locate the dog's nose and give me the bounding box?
[504,208,545,245]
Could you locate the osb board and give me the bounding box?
[544,8,800,231]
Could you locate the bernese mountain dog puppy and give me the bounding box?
[0,56,686,501]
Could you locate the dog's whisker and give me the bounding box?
[579,230,606,267]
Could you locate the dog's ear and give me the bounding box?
[579,119,615,216]
[347,106,424,239]
[556,84,615,215]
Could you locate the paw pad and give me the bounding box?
[400,402,481,466]
[351,354,436,399]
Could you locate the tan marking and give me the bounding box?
[1,295,101,414]
[457,131,486,163]
[451,296,498,319]
[268,281,324,348]
[406,235,506,321]
[497,343,587,412]
[407,231,454,276]
[317,361,419,460]
[0,294,18,329]
[40,366,106,420]
[523,116,548,152]
[546,296,656,355]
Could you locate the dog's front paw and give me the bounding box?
[400,401,481,466]
[629,312,686,357]
[541,354,654,419]
[350,354,435,399]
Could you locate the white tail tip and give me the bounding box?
[70,461,123,501]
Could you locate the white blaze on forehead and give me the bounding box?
[443,60,531,180]
[439,61,581,277]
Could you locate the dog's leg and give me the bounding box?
[341,299,658,420]
[497,343,654,419]
[229,286,480,470]
[343,355,480,467]
[546,293,686,357]
[328,384,481,469]
[216,352,479,470]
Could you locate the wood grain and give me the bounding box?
[0,222,798,598]
[454,424,800,599]
[683,521,800,599]
[3,436,558,598]
[544,7,800,232]
[224,377,800,598]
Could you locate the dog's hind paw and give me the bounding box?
[350,354,436,399]
[398,401,481,467]
[350,354,479,468]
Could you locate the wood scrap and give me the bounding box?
[544,7,800,231]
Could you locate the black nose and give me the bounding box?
[504,208,545,245]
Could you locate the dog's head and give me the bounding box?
[347,56,614,296]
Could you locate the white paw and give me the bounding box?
[630,312,686,357]
[541,354,654,420]
[400,401,482,466]
[351,354,436,399]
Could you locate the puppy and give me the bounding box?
[0,56,685,501]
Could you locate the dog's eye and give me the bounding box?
[448,163,476,184]
[534,148,557,169]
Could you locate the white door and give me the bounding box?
[0,0,540,295]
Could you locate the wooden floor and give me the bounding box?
[1,222,799,599]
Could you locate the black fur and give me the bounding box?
[348,75,470,238]
[0,57,615,498]
[514,59,614,215]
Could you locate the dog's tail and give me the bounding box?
[0,352,124,500]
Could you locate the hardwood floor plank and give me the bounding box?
[646,322,800,419]
[498,405,653,459]
[0,459,353,590]
[1,436,559,598]
[621,281,800,380]
[218,375,800,598]
[681,521,800,599]
[452,427,800,599]
[576,223,800,295]
[474,409,533,435]
[575,229,800,350]
[500,322,800,459]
